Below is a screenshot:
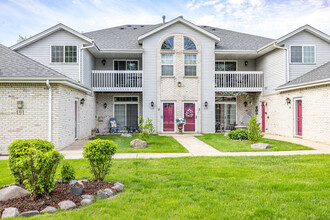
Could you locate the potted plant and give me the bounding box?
[176,118,186,134]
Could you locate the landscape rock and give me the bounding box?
[58,200,76,210]
[104,188,114,197]
[130,139,147,148]
[81,199,93,206]
[81,195,94,201]
[0,185,30,202]
[121,134,132,137]
[114,182,124,190]
[40,206,57,213]
[21,210,39,217]
[251,143,271,149]
[1,207,19,218]
[96,190,107,199]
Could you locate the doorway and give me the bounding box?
[183,102,196,132]
[162,102,175,132]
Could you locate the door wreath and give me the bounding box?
[185,109,194,118]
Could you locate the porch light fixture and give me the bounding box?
[17,101,23,109]
[101,59,106,66]
[204,101,208,108]
[244,101,248,107]
[103,102,107,109]
[286,98,291,105]
[177,82,182,87]
[255,106,258,115]
[151,101,154,108]
[244,61,248,67]
[80,98,85,105]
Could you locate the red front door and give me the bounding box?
[261,102,265,132]
[297,100,302,136]
[163,103,175,132]
[184,103,196,132]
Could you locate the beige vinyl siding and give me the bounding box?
[256,49,286,95]
[282,30,330,80]
[17,30,90,82]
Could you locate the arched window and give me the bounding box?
[161,37,174,50]
[184,37,196,50]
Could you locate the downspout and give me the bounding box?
[46,80,52,142]
[273,42,289,82]
[79,42,96,84]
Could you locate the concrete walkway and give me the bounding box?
[0,134,329,160]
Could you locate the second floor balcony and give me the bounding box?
[92,70,143,92]
[215,71,263,92]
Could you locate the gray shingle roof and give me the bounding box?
[83,24,274,50]
[279,61,330,88]
[0,44,66,78]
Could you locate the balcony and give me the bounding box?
[215,71,263,92]
[92,70,143,92]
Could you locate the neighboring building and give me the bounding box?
[0,16,329,151]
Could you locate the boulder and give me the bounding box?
[81,195,94,202]
[81,199,93,206]
[251,143,271,149]
[130,139,147,148]
[121,134,132,137]
[1,207,19,218]
[104,188,114,197]
[21,210,39,217]
[96,190,107,199]
[0,185,30,202]
[58,200,76,210]
[40,206,57,213]
[112,182,124,192]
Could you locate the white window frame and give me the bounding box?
[113,96,139,128]
[215,60,238,71]
[113,59,139,71]
[289,45,316,64]
[161,53,174,76]
[50,45,78,64]
[184,54,197,77]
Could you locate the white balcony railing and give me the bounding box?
[215,71,263,92]
[92,70,143,92]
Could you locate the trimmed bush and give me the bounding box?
[247,115,264,143]
[83,139,117,181]
[7,139,63,198]
[227,129,248,140]
[61,161,76,182]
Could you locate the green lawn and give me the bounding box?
[196,134,313,152]
[90,134,188,153]
[0,155,329,219]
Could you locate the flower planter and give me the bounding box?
[177,124,183,134]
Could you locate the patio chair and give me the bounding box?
[129,123,139,133]
[109,118,120,133]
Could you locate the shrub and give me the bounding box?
[227,129,248,140]
[138,116,155,141]
[60,161,76,182]
[83,139,117,181]
[247,114,264,143]
[7,139,63,198]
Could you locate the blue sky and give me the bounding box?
[0,0,330,46]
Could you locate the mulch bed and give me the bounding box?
[0,181,117,214]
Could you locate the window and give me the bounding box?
[184,54,196,76]
[114,60,138,70]
[291,46,315,63]
[184,37,196,50]
[161,54,174,76]
[215,61,237,71]
[161,37,174,50]
[51,46,77,63]
[114,97,138,102]
[114,97,139,130]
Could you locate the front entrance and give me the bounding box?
[215,97,237,131]
[162,102,175,132]
[74,99,78,139]
[261,102,266,132]
[295,99,302,136]
[183,102,196,132]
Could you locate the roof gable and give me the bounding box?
[10,23,93,50]
[277,24,330,44]
[137,16,220,43]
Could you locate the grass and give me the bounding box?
[196,134,313,152]
[0,155,329,219]
[90,134,188,153]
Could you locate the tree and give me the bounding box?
[17,35,27,43]
[247,115,263,143]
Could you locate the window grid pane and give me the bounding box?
[185,66,196,76]
[303,46,315,63]
[184,54,196,64]
[225,62,237,71]
[51,46,63,62]
[162,65,173,76]
[185,54,196,76]
[65,46,77,63]
[127,61,138,70]
[291,46,302,63]
[161,37,174,50]
[184,37,196,50]
[215,62,224,71]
